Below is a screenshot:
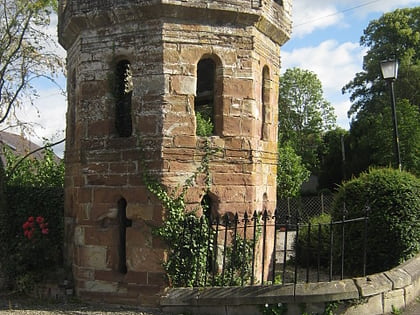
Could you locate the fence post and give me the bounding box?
[195,216,204,286]
[329,218,333,282]
[221,214,229,286]
[294,213,300,285]
[282,213,290,284]
[261,210,268,285]
[212,215,220,286]
[341,203,347,280]
[306,222,311,283]
[272,208,279,284]
[230,213,239,286]
[363,205,370,277]
[251,211,258,285]
[241,212,249,286]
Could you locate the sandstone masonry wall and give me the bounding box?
[59,0,292,305]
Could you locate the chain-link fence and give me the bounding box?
[277,194,335,224]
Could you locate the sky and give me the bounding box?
[11,0,420,157]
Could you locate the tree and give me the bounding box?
[343,7,420,175]
[0,0,62,127]
[343,7,420,116]
[278,67,336,172]
[318,127,349,191]
[346,99,420,176]
[277,143,310,199]
[0,0,63,267]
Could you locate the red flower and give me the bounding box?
[27,230,34,240]
[22,215,50,239]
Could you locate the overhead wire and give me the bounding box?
[294,0,382,28]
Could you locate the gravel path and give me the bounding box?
[0,294,168,315]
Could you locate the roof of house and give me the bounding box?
[0,131,60,167]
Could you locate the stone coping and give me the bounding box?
[160,253,420,314]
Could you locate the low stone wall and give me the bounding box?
[160,253,420,315]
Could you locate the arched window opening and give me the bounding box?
[274,0,283,6]
[195,58,216,136]
[261,66,270,140]
[117,198,132,274]
[115,60,133,137]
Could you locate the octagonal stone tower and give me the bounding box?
[58,0,292,305]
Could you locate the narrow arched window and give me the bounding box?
[261,66,270,140]
[115,60,133,137]
[195,58,216,136]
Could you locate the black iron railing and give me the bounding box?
[173,206,370,288]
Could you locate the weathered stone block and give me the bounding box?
[383,289,405,314]
[385,268,412,289]
[343,294,383,315]
[294,280,359,303]
[170,75,196,95]
[355,274,393,297]
[79,246,108,269]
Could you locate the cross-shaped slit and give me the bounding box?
[117,198,132,274]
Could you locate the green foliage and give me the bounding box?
[196,110,214,136]
[342,7,420,177]
[332,168,420,274]
[294,213,332,268]
[318,128,349,190]
[277,144,310,199]
[324,301,339,315]
[343,7,420,116]
[278,67,336,172]
[147,140,257,287]
[346,98,420,176]
[0,186,64,291]
[260,302,288,315]
[3,146,64,187]
[146,140,211,286]
[391,305,402,315]
[0,144,64,291]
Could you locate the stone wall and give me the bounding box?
[161,253,420,315]
[59,0,291,305]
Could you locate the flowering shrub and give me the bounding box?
[22,216,49,240]
[12,214,59,292]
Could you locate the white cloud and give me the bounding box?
[292,0,420,37]
[282,40,365,93]
[292,3,345,38]
[12,89,66,157]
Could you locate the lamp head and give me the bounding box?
[380,59,399,80]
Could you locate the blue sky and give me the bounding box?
[14,0,420,156]
[282,0,420,128]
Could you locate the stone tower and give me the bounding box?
[58,0,292,305]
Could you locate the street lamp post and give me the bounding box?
[380,59,402,171]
